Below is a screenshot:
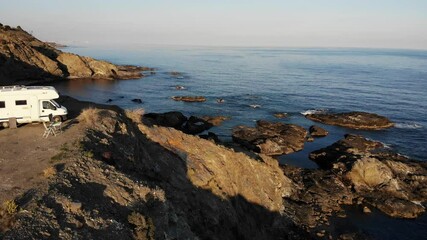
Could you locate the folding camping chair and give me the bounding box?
[42,114,62,138]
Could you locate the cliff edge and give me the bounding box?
[0,24,144,85]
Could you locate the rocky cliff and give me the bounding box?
[0,24,144,85]
[1,100,426,239]
[1,102,308,239]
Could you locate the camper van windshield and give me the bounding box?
[51,100,60,108]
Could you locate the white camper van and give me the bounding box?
[0,86,68,127]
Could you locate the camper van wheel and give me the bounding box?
[53,116,62,123]
[2,122,9,128]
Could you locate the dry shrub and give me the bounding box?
[125,108,145,124]
[2,200,17,214]
[78,108,119,133]
[43,166,57,178]
[77,107,102,127]
[0,200,18,233]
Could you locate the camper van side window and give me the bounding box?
[15,100,27,106]
[0,101,5,108]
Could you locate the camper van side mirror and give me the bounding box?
[52,106,57,110]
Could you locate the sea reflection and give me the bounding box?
[65,78,117,91]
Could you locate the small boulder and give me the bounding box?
[347,157,394,191]
[363,206,372,214]
[199,132,221,143]
[183,116,213,134]
[309,125,328,137]
[273,113,288,119]
[232,120,307,155]
[143,112,187,129]
[200,116,230,126]
[131,98,143,104]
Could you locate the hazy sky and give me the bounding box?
[1,0,427,49]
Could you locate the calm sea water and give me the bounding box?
[54,46,427,164]
[53,46,427,239]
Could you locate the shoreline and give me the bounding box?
[1,94,426,239]
[1,24,426,239]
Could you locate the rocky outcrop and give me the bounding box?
[232,120,307,155]
[309,134,384,169]
[273,113,288,119]
[4,105,310,239]
[275,134,426,234]
[305,111,394,130]
[0,24,144,84]
[183,116,213,134]
[200,116,230,126]
[143,111,187,129]
[3,99,426,239]
[309,125,328,137]
[281,164,355,229]
[308,134,427,219]
[143,112,214,134]
[171,96,206,102]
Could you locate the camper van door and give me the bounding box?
[40,100,57,121]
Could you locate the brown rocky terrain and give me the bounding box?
[1,99,426,239]
[0,24,146,85]
[1,99,309,239]
[309,134,427,219]
[305,112,394,130]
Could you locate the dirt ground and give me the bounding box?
[0,119,84,204]
[0,96,109,204]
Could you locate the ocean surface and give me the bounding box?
[53,46,427,239]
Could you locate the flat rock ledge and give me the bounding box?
[232,120,307,156]
[171,96,206,102]
[305,111,394,130]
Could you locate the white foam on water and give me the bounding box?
[395,122,423,129]
[300,109,327,116]
[381,142,392,149]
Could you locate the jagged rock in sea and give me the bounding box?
[143,112,216,135]
[305,111,394,130]
[309,125,328,137]
[0,24,145,84]
[309,134,384,169]
[200,115,230,126]
[309,134,427,219]
[232,120,307,155]
[143,111,188,129]
[131,98,143,104]
[182,116,213,134]
[277,134,426,232]
[273,112,288,119]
